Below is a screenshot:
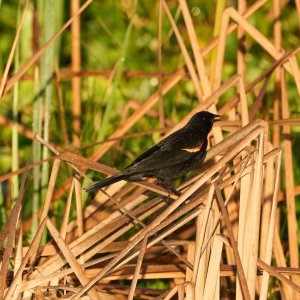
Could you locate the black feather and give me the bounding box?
[85,111,220,194]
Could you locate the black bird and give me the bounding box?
[86,111,220,195]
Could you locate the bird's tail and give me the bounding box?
[85,173,129,192]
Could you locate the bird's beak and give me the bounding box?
[213,114,221,122]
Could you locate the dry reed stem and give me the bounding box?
[215,185,251,300]
[219,48,300,115]
[30,159,61,264]
[281,69,299,273]
[157,0,164,132]
[237,0,247,85]
[179,0,223,143]
[246,130,265,298]
[259,149,281,299]
[3,0,94,96]
[71,0,82,145]
[202,236,223,299]
[288,56,300,96]
[54,66,70,146]
[162,1,203,101]
[259,143,275,262]
[98,186,193,269]
[160,286,178,300]
[46,218,101,300]
[193,185,215,299]
[198,153,253,260]
[60,179,75,240]
[272,0,282,150]
[0,172,27,299]
[226,7,293,74]
[12,221,23,300]
[201,0,267,56]
[4,219,46,300]
[105,203,204,278]
[185,242,195,299]
[179,0,211,96]
[0,0,29,98]
[213,9,229,92]
[249,75,272,121]
[258,259,300,294]
[127,234,149,300]
[196,211,214,297]
[28,197,167,283]
[16,262,300,293]
[74,176,84,237]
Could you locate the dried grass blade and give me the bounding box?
[179,0,211,96]
[32,197,166,281]
[281,68,299,289]
[288,56,300,96]
[71,0,82,145]
[3,0,94,96]
[0,0,29,98]
[193,184,215,293]
[46,218,101,300]
[162,0,202,101]
[201,0,267,57]
[226,7,292,73]
[185,242,195,299]
[4,219,46,300]
[74,176,84,237]
[0,173,26,299]
[60,179,75,240]
[30,159,61,264]
[202,237,223,299]
[215,184,250,300]
[258,259,300,294]
[128,234,149,300]
[259,150,281,299]
[157,0,165,132]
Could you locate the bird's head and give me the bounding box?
[187,111,221,133]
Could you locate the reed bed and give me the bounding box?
[0,0,299,299]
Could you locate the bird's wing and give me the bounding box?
[126,143,161,168]
[126,133,206,172]
[126,127,189,168]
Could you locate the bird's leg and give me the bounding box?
[158,179,181,197]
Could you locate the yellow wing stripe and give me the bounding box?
[182,142,203,153]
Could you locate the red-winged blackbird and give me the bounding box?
[86,111,220,195]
